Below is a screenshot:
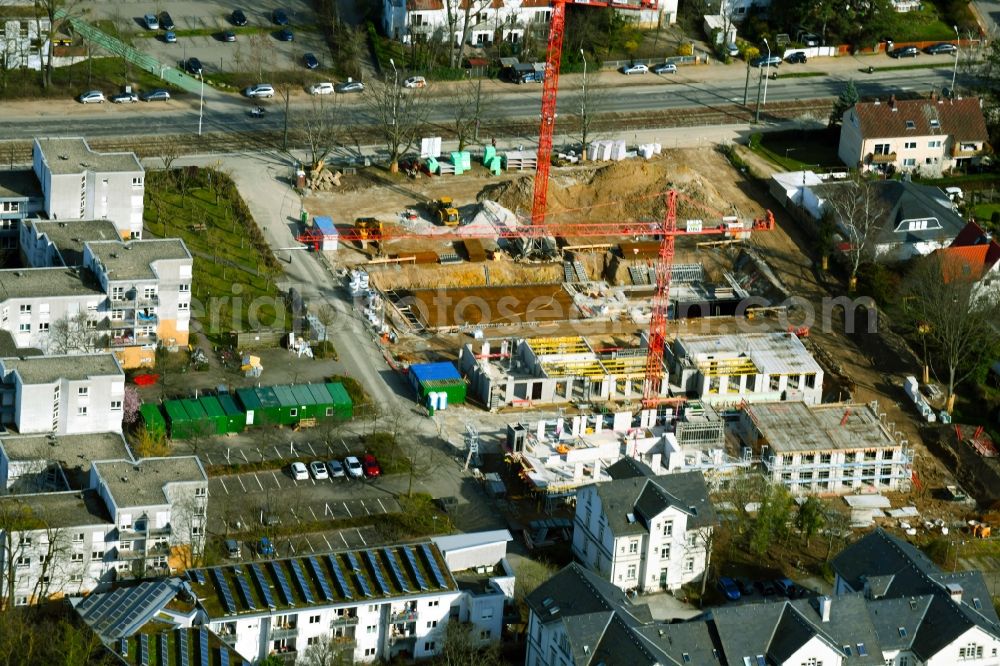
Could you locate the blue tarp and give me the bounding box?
[410,362,461,386]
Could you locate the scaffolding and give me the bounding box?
[696,356,760,377]
[527,336,591,356]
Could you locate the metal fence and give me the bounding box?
[600,54,709,70]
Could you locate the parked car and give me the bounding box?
[786,51,807,64]
[775,578,796,597]
[403,75,427,88]
[143,13,159,30]
[231,9,248,26]
[620,63,648,75]
[755,580,777,596]
[751,55,782,67]
[800,33,819,46]
[326,459,345,478]
[309,82,334,95]
[362,453,381,478]
[726,43,740,57]
[925,42,957,55]
[258,537,274,556]
[225,539,241,558]
[290,461,309,481]
[110,92,138,103]
[164,31,176,43]
[78,90,105,104]
[272,8,289,25]
[889,46,919,58]
[717,576,741,601]
[244,83,275,98]
[736,577,755,596]
[185,57,203,75]
[159,12,175,30]
[276,28,294,41]
[344,456,364,479]
[222,30,236,42]
[139,88,170,102]
[652,62,677,74]
[309,460,329,480]
[303,52,319,69]
[334,80,364,94]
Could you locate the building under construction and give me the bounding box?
[740,401,913,495]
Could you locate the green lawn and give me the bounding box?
[885,3,957,41]
[0,56,184,100]
[143,169,285,338]
[750,128,844,170]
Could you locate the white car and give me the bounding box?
[403,76,426,89]
[344,456,364,479]
[309,82,334,95]
[309,461,329,480]
[78,90,105,104]
[290,461,309,481]
[244,83,275,98]
[326,459,345,478]
[621,63,648,75]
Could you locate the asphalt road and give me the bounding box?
[0,66,958,140]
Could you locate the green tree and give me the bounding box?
[750,483,793,556]
[829,80,859,126]
[795,496,826,547]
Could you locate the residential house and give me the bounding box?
[0,452,207,607]
[0,12,50,71]
[572,464,715,593]
[838,96,988,176]
[741,401,913,495]
[668,332,824,406]
[0,353,125,435]
[937,220,1000,300]
[32,137,144,240]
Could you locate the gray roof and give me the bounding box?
[87,239,191,281]
[0,169,41,200]
[73,578,186,642]
[1,353,122,384]
[34,137,142,175]
[93,457,206,508]
[590,469,716,537]
[606,457,657,479]
[0,266,104,300]
[0,330,41,358]
[27,219,121,267]
[0,432,133,490]
[748,402,901,454]
[0,489,111,529]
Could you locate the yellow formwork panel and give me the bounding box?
[528,336,591,356]
[697,356,759,377]
[542,360,606,377]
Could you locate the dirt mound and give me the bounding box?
[477,176,534,214]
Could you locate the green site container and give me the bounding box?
[216,393,246,433]
[290,384,319,420]
[422,379,467,405]
[181,399,213,438]
[163,400,191,440]
[271,385,301,425]
[139,404,166,438]
[198,396,229,436]
[253,386,283,426]
[325,382,354,420]
[235,388,263,427]
[306,383,336,420]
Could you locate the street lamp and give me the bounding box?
[198,73,204,137]
[951,25,960,95]
[762,38,772,108]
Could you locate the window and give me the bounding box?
[18,323,29,333]
[37,322,49,332]
[308,614,320,624]
[178,302,189,311]
[132,177,143,186]
[903,158,916,167]
[929,140,942,148]
[801,659,822,666]
[179,284,190,292]
[959,643,984,659]
[78,387,88,396]
[306,636,320,646]
[820,453,832,464]
[427,620,437,628]
[424,641,436,651]
[480,630,491,639]
[71,552,84,562]
[873,143,891,155]
[192,525,202,536]
[660,545,671,559]
[626,564,637,579]
[684,558,695,572]
[72,532,84,542]
[364,649,376,657]
[14,596,27,606]
[628,540,638,554]
[110,400,122,411]
[15,556,29,568]
[804,373,816,388]
[289,408,298,418]
[898,627,907,637]
[368,605,379,612]
[904,141,917,149]
[91,550,104,560]
[366,625,377,634]
[111,309,124,320]
[19,304,30,313]
[857,643,868,656]
[682,654,690,664]
[195,487,206,497]
[842,645,852,656]
[662,522,673,537]
[769,375,780,391]
[973,597,982,609]
[77,407,87,416]
[905,120,916,130]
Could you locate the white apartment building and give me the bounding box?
[0,14,49,71]
[839,96,989,176]
[0,170,42,253]
[32,137,144,240]
[572,465,715,593]
[0,454,207,607]
[20,218,121,268]
[669,332,824,406]
[0,353,124,435]
[0,430,132,494]
[190,531,513,663]
[742,401,914,495]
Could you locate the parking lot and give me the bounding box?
[224,525,381,562]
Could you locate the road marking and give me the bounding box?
[241,450,249,463]
[339,532,349,547]
[204,453,213,465]
[254,474,264,491]
[309,506,318,521]
[256,447,264,461]
[237,476,247,493]
[357,529,367,546]
[272,445,281,460]
[271,472,281,488]
[363,501,371,515]
[218,479,229,495]
[342,502,352,518]
[304,537,314,552]
[324,502,332,517]
[323,535,332,550]
[306,442,316,456]
[376,498,387,514]
[290,508,301,524]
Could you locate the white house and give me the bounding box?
[0,14,49,71]
[572,464,715,593]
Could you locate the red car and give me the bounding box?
[361,453,381,478]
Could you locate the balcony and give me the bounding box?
[332,635,356,647]
[330,616,359,628]
[137,294,159,306]
[220,633,238,646]
[390,609,419,623]
[269,626,299,640]
[952,145,980,158]
[136,311,158,324]
[868,151,897,164]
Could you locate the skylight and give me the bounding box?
[858,643,868,657]
[899,627,907,637]
[905,120,916,130]
[930,119,941,128]
[843,645,853,656]
[974,598,983,610]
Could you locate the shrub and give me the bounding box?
[313,340,338,359]
[676,42,693,57]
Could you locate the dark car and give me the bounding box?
[361,453,381,478]
[222,30,236,42]
[755,580,777,596]
[735,577,755,596]
[925,42,957,55]
[775,578,796,597]
[750,55,782,67]
[889,46,919,58]
[276,28,293,41]
[786,51,807,64]
[717,577,741,601]
[159,11,175,30]
[185,57,203,75]
[651,62,677,74]
[272,8,289,25]
[303,52,319,69]
[139,88,170,102]
[231,9,248,26]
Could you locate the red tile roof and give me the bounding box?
[851,97,988,143]
[939,244,990,282]
[950,220,1000,268]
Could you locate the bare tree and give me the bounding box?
[0,500,40,609]
[452,77,492,152]
[34,0,81,89]
[572,61,606,160]
[903,251,1000,412]
[455,0,493,67]
[295,95,345,172]
[245,33,276,80]
[299,633,352,666]
[823,176,888,291]
[48,311,98,355]
[437,621,502,666]
[160,143,181,170]
[365,75,429,173]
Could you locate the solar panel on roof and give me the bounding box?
[199,628,210,666]
[232,566,257,611]
[289,559,315,604]
[211,568,237,615]
[139,634,149,666]
[220,646,230,666]
[158,633,168,664]
[420,544,448,588]
[118,638,128,657]
[382,548,410,593]
[269,561,295,606]
[326,555,353,600]
[308,556,335,602]
[188,569,206,585]
[346,551,362,572]
[249,563,276,610]
[178,629,190,666]
[402,547,429,591]
[364,550,391,594]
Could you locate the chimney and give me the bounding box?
[930,90,937,102]
[889,95,897,111]
[819,595,832,622]
[946,583,963,604]
[874,98,881,105]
